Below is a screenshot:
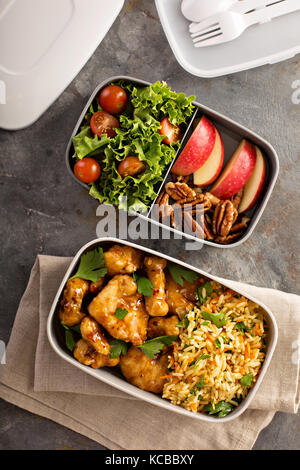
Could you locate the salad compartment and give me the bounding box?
[47,237,278,423]
[66,76,279,247]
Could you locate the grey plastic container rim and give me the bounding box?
[47,237,278,423]
[65,75,279,248]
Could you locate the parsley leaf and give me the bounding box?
[177,315,189,329]
[62,324,81,352]
[195,376,206,389]
[204,401,233,418]
[235,321,251,335]
[190,388,196,395]
[69,247,107,282]
[167,263,198,287]
[133,273,154,297]
[109,339,128,359]
[65,329,76,352]
[201,311,227,328]
[240,373,253,387]
[136,335,177,359]
[214,338,221,349]
[193,355,210,368]
[114,308,129,320]
[196,282,213,305]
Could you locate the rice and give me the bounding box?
[162,281,267,417]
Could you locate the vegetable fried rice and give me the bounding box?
[163,280,267,418]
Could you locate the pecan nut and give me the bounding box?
[212,200,238,237]
[231,189,243,210]
[215,232,243,244]
[165,182,196,201]
[183,211,204,239]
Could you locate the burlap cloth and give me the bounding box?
[0,255,299,449]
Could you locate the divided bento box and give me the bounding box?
[66,76,279,248]
[47,237,278,422]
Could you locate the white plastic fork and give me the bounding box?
[191,0,300,47]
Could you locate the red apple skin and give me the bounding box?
[238,146,266,213]
[193,128,224,187]
[171,116,216,176]
[211,139,257,199]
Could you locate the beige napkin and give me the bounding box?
[0,255,299,450]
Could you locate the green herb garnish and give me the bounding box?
[204,401,234,418]
[62,324,81,352]
[177,315,189,329]
[196,282,213,305]
[240,373,253,387]
[235,321,251,335]
[136,335,177,359]
[195,376,206,389]
[109,339,128,359]
[167,263,198,287]
[202,311,227,328]
[214,339,221,349]
[133,272,154,297]
[69,247,107,282]
[114,308,129,320]
[193,355,210,368]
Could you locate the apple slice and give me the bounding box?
[171,116,216,176]
[238,146,266,213]
[193,128,224,186]
[211,139,256,199]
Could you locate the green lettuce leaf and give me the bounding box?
[72,81,195,212]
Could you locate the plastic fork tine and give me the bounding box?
[193,32,223,47]
[191,24,220,39]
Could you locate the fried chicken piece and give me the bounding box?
[73,339,119,369]
[165,273,200,319]
[80,316,110,356]
[144,256,169,317]
[104,245,143,276]
[59,278,89,326]
[148,315,180,339]
[120,346,169,393]
[88,275,148,345]
[89,278,105,294]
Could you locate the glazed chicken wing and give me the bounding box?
[73,339,119,369]
[166,273,200,319]
[59,278,89,326]
[144,256,169,317]
[88,275,148,345]
[89,278,105,294]
[80,316,110,355]
[104,245,143,276]
[148,315,180,339]
[120,346,169,393]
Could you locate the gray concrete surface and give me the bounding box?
[0,0,299,450]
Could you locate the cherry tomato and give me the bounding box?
[159,117,181,145]
[74,158,101,183]
[118,156,146,179]
[99,85,128,115]
[90,111,119,138]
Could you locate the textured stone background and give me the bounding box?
[0,0,299,450]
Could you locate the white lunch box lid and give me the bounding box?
[0,0,124,130]
[155,0,300,77]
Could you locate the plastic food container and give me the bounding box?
[155,0,300,78]
[66,75,279,248]
[47,237,278,423]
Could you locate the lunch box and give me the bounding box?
[65,76,279,248]
[155,0,300,78]
[47,237,278,423]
